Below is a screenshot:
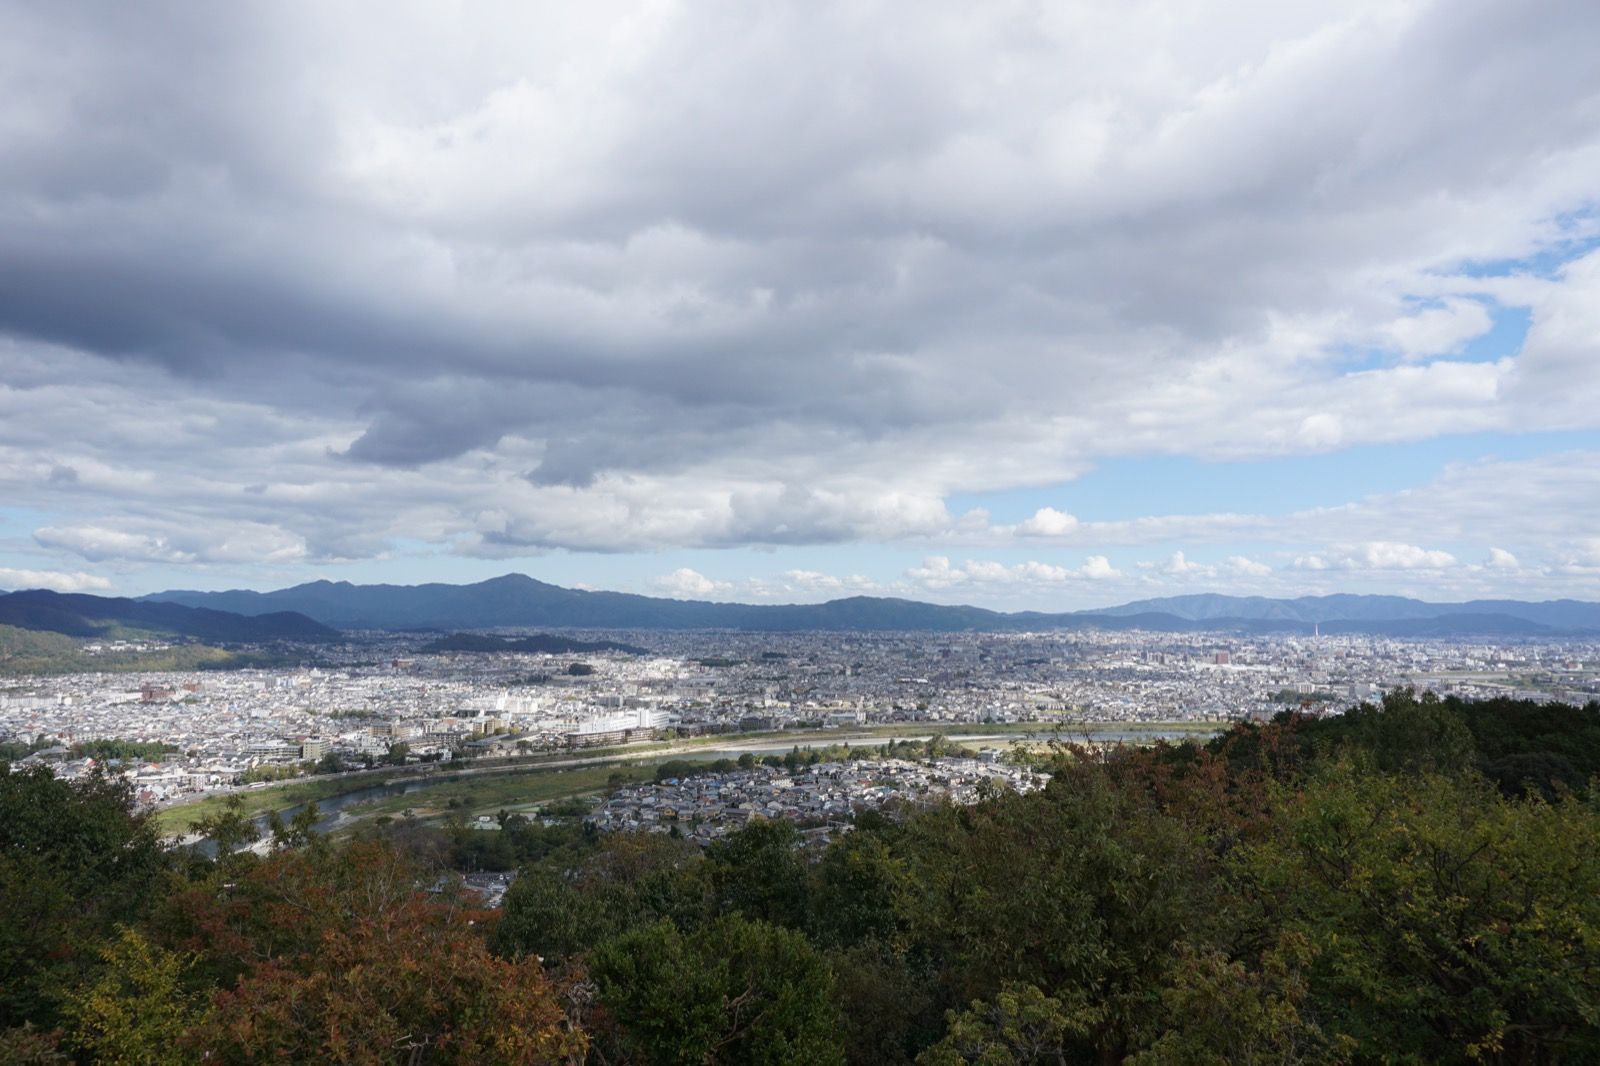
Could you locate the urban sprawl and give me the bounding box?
[4,630,1598,818]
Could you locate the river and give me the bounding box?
[247,724,1220,838]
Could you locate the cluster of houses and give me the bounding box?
[587,756,1049,846]
[10,744,235,804]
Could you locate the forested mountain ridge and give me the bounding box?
[147,575,1018,632]
[0,588,338,642]
[141,573,1600,634]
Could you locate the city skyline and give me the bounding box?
[2,1,1599,610]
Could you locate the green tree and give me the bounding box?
[1237,764,1600,1063]
[1127,937,1343,1065]
[894,765,1223,1061]
[830,940,943,1066]
[0,764,168,1029]
[808,825,905,948]
[188,794,260,857]
[706,818,809,929]
[589,915,844,1065]
[63,927,204,1066]
[492,864,613,962]
[69,739,177,762]
[1329,689,1477,774]
[492,832,706,962]
[1450,695,1600,797]
[265,801,324,852]
[917,982,1098,1065]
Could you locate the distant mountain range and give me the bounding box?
[1093,593,1600,629]
[0,589,338,643]
[145,575,1014,632]
[134,574,1600,637]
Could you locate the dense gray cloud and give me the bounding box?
[1,0,1598,589]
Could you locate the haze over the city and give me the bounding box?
[2,0,1598,610]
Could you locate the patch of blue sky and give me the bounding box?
[1456,212,1600,279]
[0,505,60,530]
[528,551,707,593]
[323,543,511,588]
[1456,304,1530,363]
[1324,340,1389,374]
[0,508,70,566]
[949,429,1600,525]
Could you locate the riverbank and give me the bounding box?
[155,719,1227,836]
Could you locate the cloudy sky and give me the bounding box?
[2,0,1599,610]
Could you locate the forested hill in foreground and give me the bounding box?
[4,691,1598,1063]
[0,588,338,643]
[142,573,1600,635]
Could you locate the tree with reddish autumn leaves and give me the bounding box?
[169,838,584,1065]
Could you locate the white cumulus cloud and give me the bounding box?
[905,555,1104,589]
[1080,555,1121,580]
[1486,547,1520,569]
[1017,508,1080,537]
[1295,541,1458,571]
[1224,555,1274,577]
[0,567,112,593]
[650,568,732,599]
[1384,299,1494,361]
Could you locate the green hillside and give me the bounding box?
[0,624,238,676]
[0,589,338,642]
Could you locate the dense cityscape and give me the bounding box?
[5,629,1597,809]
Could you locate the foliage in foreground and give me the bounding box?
[2,689,1598,1064]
